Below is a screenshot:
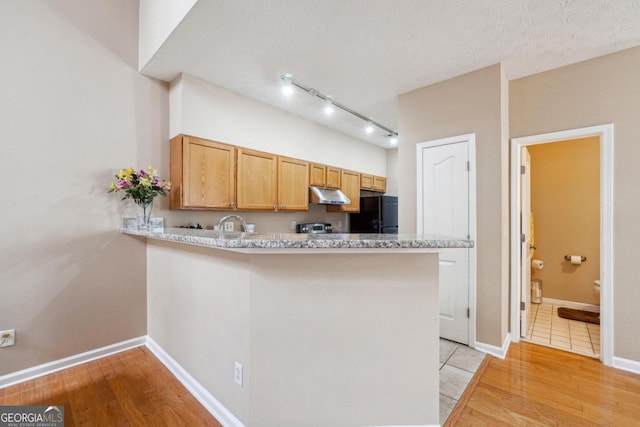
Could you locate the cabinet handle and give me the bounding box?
[230,202,235,208]
[280,204,284,209]
[273,204,277,210]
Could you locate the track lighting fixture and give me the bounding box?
[279,74,398,145]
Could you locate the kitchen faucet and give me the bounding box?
[217,214,248,232]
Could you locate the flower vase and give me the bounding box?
[136,201,153,229]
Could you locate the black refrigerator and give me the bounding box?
[349,196,398,234]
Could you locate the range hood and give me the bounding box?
[309,186,351,205]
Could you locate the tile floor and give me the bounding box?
[439,339,486,425]
[525,302,600,358]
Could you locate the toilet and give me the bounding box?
[594,279,600,293]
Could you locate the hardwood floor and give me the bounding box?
[3,342,639,426]
[447,342,640,426]
[0,347,222,427]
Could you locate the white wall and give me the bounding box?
[138,0,198,71]
[154,73,390,233]
[171,73,387,176]
[0,0,167,374]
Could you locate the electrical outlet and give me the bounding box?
[234,361,243,386]
[0,329,15,348]
[224,222,234,232]
[337,220,343,228]
[291,221,296,230]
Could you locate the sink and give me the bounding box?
[213,231,245,240]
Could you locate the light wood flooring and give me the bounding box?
[3,342,639,426]
[0,346,221,426]
[446,341,640,426]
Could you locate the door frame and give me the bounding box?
[416,133,477,348]
[510,124,614,365]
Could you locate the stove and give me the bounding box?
[296,223,333,234]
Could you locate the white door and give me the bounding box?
[520,148,532,338]
[418,140,470,344]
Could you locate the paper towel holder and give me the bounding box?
[564,255,586,262]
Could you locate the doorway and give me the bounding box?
[510,124,613,365]
[417,134,476,346]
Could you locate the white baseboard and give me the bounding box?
[612,356,640,375]
[0,336,146,389]
[475,333,511,359]
[540,297,600,313]
[145,336,245,427]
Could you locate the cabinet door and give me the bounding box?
[171,135,236,209]
[278,157,309,211]
[328,170,360,213]
[373,176,387,193]
[360,174,374,190]
[309,163,326,187]
[237,148,277,210]
[326,166,341,189]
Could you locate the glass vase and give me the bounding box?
[136,200,153,230]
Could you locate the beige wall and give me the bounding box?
[147,240,440,425]
[147,240,251,423]
[528,137,600,305]
[385,148,399,197]
[398,65,509,347]
[510,46,640,361]
[0,1,167,374]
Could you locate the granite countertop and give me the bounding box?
[122,227,473,253]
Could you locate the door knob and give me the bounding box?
[530,244,537,250]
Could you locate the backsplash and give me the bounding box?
[152,201,349,233]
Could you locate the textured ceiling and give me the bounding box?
[141,0,640,148]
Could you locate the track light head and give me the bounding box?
[365,121,374,134]
[324,99,334,115]
[281,75,294,96]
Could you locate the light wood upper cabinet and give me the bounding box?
[372,176,387,192]
[237,148,277,210]
[360,174,374,190]
[361,173,387,192]
[326,166,341,189]
[309,163,326,187]
[170,134,383,212]
[327,169,360,213]
[309,163,341,189]
[278,157,309,211]
[170,135,236,210]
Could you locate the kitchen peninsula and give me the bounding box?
[124,228,472,426]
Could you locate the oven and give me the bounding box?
[296,223,333,234]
